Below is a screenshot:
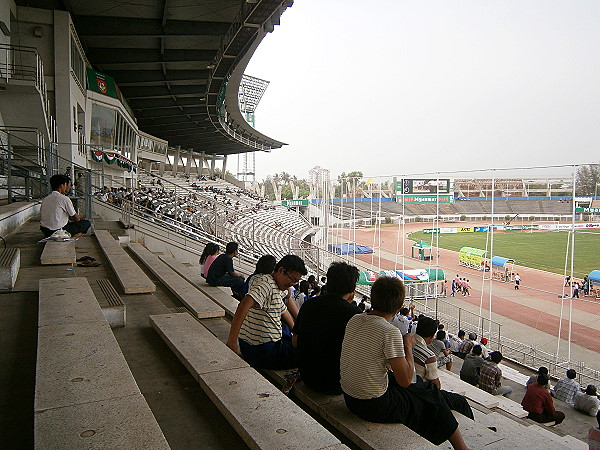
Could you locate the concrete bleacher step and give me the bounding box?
[90,279,125,328]
[40,240,76,265]
[0,247,20,290]
[438,370,528,418]
[150,313,346,449]
[526,423,587,449]
[471,410,576,449]
[128,244,224,319]
[437,371,499,409]
[451,411,510,448]
[95,230,155,294]
[497,363,531,385]
[158,255,239,317]
[36,278,168,448]
[263,369,436,449]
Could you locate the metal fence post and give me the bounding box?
[7,133,12,203]
[85,169,92,221]
[25,172,31,200]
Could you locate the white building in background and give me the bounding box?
[309,166,331,200]
[0,2,167,190]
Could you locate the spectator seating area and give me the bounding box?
[330,198,575,221]
[133,171,315,259]
[0,199,592,448]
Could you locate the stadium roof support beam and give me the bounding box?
[73,16,230,37]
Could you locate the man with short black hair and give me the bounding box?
[293,261,362,394]
[574,385,600,417]
[460,345,484,386]
[449,330,465,353]
[226,254,307,369]
[455,332,476,359]
[526,367,550,390]
[207,241,245,298]
[412,316,474,420]
[40,174,91,238]
[553,368,580,405]
[479,351,512,397]
[391,305,413,335]
[522,373,565,425]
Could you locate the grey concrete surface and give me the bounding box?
[40,240,76,265]
[1,218,248,448]
[129,244,224,318]
[200,366,344,450]
[95,230,156,294]
[34,394,170,449]
[35,321,141,412]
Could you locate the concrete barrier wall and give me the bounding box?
[0,201,41,237]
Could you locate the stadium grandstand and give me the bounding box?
[0,0,598,448]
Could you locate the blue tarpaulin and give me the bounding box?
[491,256,513,268]
[328,243,374,255]
[589,270,600,283]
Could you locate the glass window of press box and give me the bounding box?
[90,104,135,160]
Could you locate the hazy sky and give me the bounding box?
[244,0,600,182]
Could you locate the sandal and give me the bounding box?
[76,256,97,262]
[77,260,101,267]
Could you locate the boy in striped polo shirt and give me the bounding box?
[226,254,307,369]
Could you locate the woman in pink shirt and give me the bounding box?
[200,243,220,278]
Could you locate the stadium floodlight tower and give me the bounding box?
[237,74,270,185]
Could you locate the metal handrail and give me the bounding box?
[1,44,53,138]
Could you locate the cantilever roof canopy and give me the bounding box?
[15,0,290,155]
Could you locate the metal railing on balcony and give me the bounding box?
[0,44,53,138]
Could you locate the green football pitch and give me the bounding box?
[408,228,600,278]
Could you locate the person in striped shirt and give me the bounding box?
[226,255,307,370]
[340,277,470,449]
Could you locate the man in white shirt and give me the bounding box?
[40,175,91,238]
[391,305,413,335]
[574,385,600,417]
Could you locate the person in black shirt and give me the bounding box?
[206,242,245,298]
[292,261,361,394]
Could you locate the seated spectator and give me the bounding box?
[293,280,310,311]
[553,369,580,405]
[292,262,361,394]
[455,332,477,359]
[339,277,470,449]
[242,254,277,296]
[199,242,219,279]
[478,337,489,359]
[438,323,451,348]
[428,330,453,370]
[479,351,512,397]
[574,385,600,417]
[522,373,565,425]
[526,367,550,390]
[588,411,600,449]
[460,345,485,386]
[226,255,307,369]
[390,306,413,335]
[448,330,465,352]
[40,174,91,238]
[413,318,473,417]
[358,295,371,312]
[207,242,245,299]
[307,274,318,293]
